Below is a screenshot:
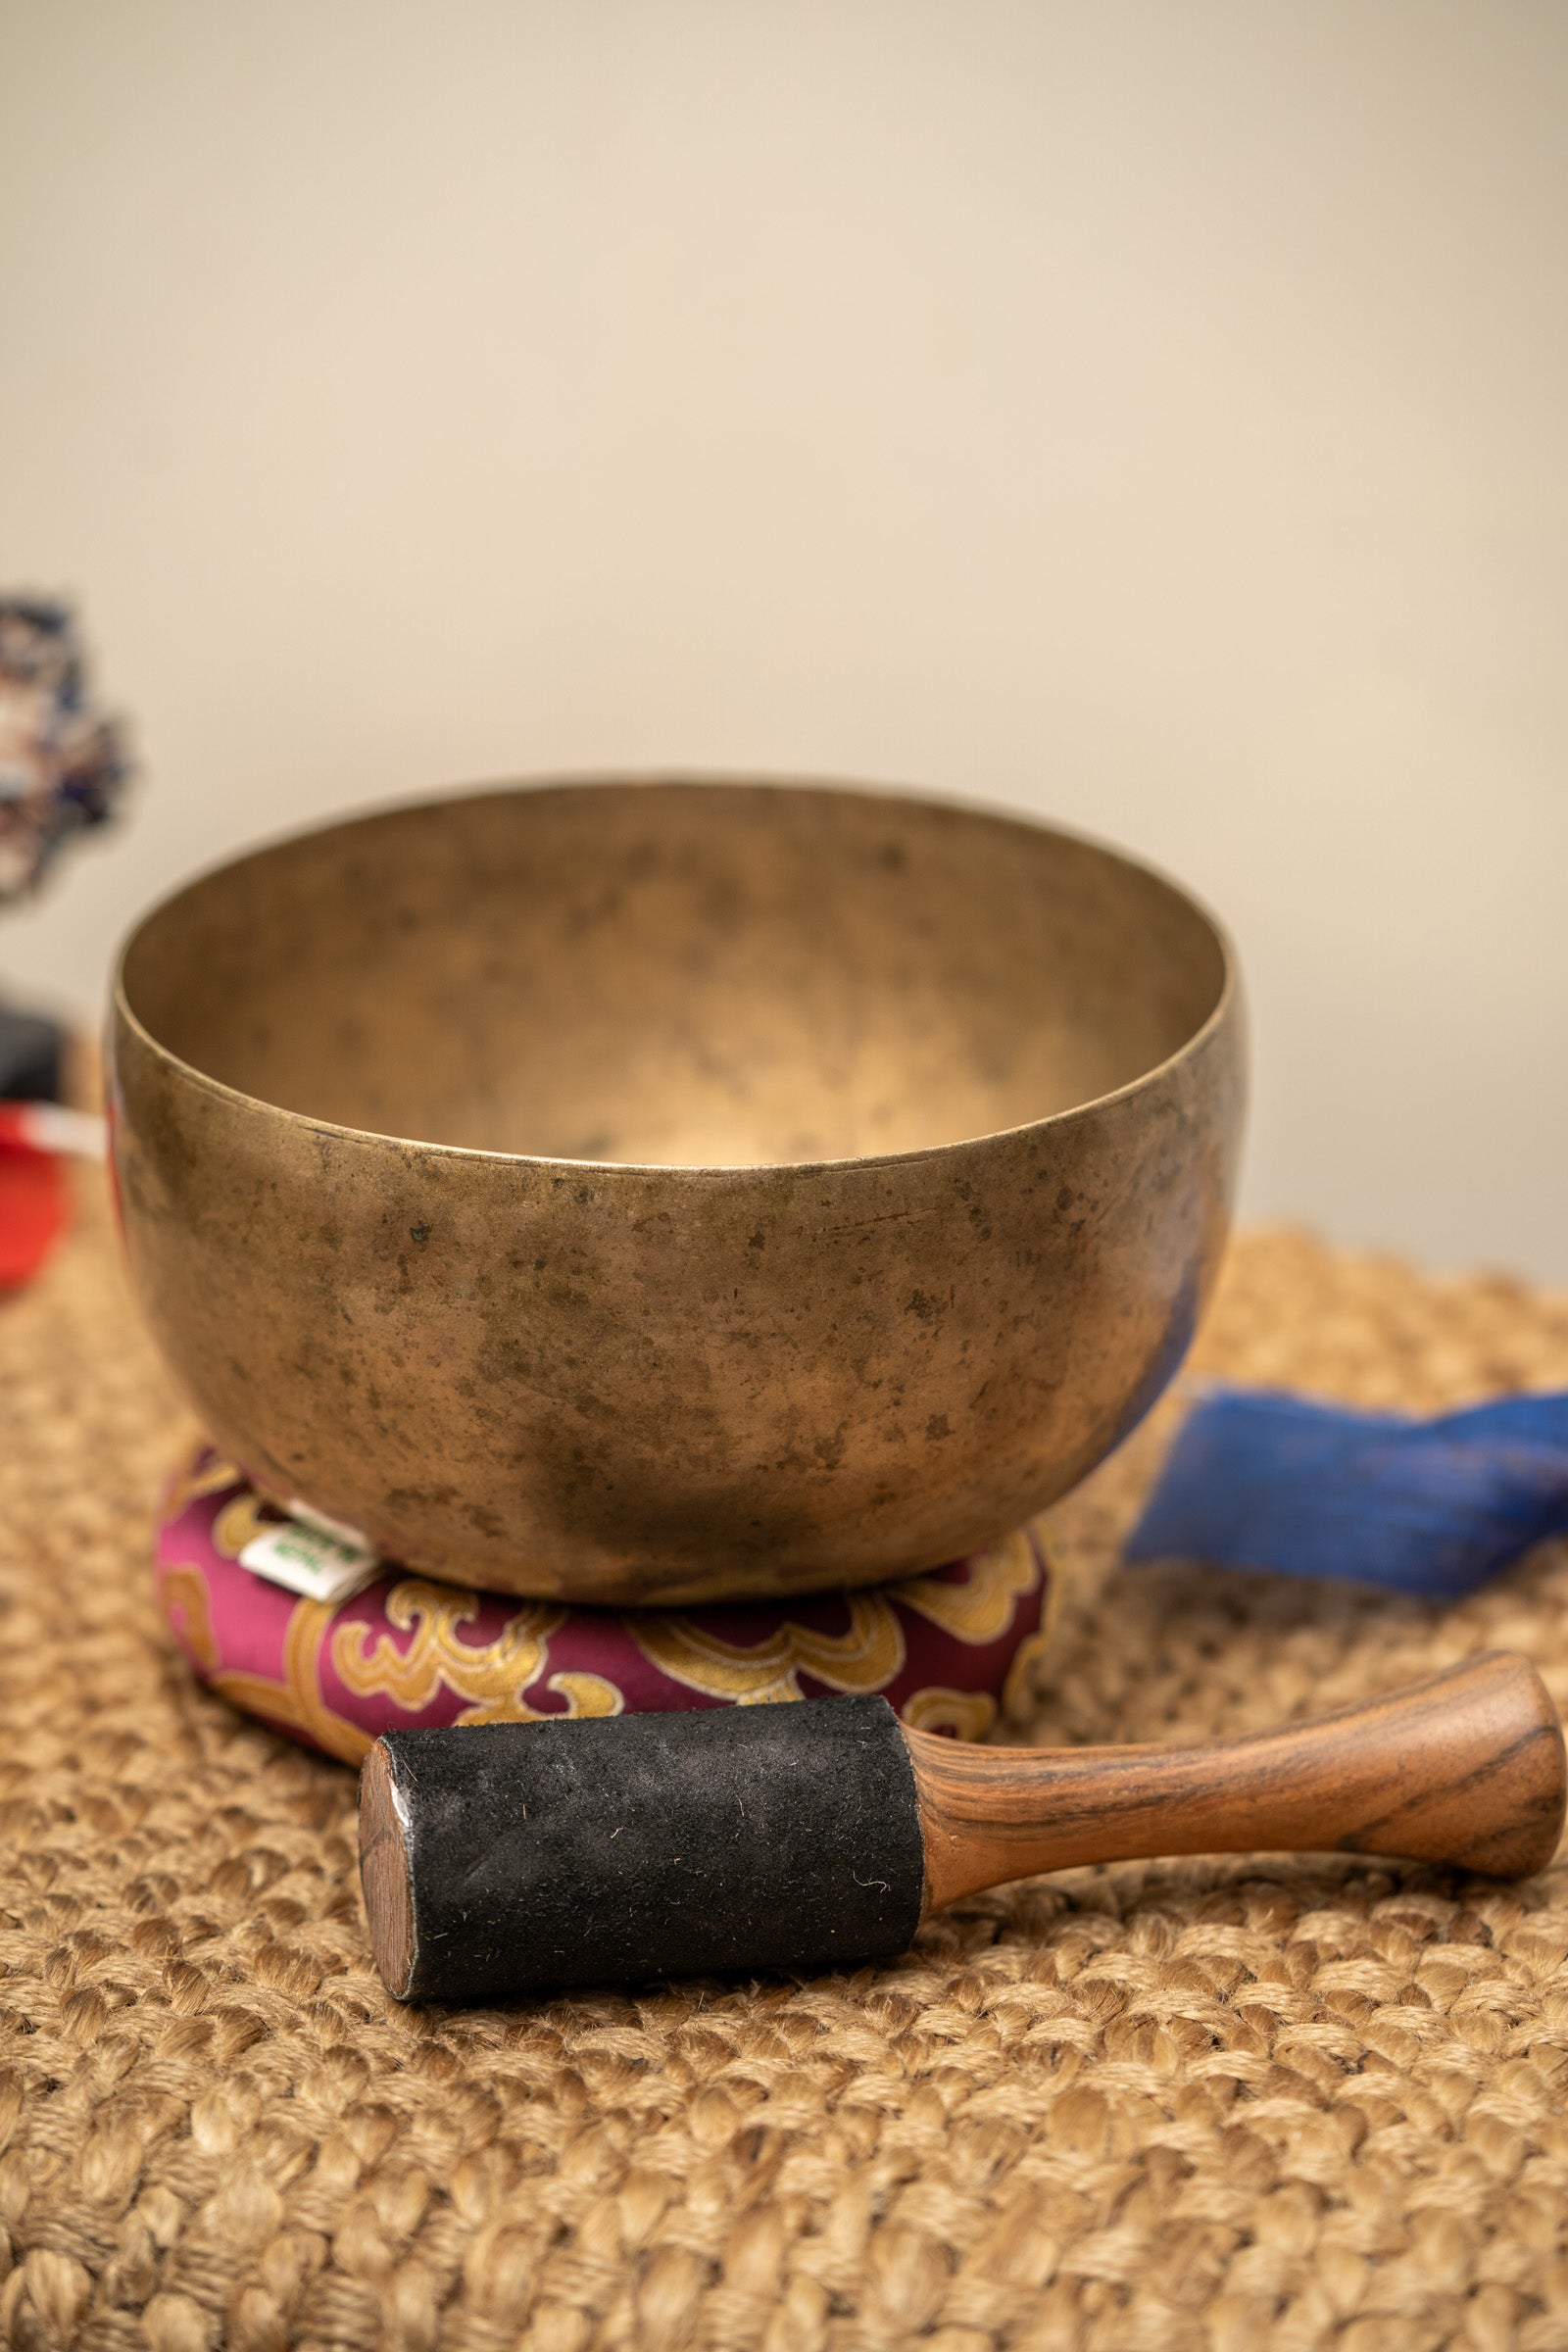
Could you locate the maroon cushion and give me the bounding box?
[157,1446,1054,1763]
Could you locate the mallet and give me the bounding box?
[359,1650,1566,2004]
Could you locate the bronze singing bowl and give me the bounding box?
[111,778,1245,1604]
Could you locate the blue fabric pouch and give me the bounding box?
[1123,1387,1568,1599]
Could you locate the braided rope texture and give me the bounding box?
[3,1184,1568,2352]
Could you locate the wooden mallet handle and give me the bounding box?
[910,1649,1566,1910]
[361,1652,1564,2002]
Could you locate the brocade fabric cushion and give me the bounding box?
[156,1446,1054,1763]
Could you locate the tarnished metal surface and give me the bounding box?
[110,778,1246,1604]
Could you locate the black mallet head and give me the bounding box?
[361,1695,925,2005]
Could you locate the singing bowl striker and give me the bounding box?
[111,778,1245,1605]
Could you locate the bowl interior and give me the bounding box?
[119,781,1227,1166]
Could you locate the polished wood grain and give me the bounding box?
[358,1740,416,2001]
[908,1651,1566,1914]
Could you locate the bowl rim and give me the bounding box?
[110,770,1241,1180]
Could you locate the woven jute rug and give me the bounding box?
[4,1177,1568,2352]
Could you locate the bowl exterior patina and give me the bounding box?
[110,778,1246,1605]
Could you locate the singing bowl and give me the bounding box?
[111,777,1245,1605]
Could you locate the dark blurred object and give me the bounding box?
[0,598,131,905]
[0,1003,65,1103]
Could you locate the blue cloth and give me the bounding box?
[1124,1387,1568,1599]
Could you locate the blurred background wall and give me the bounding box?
[2,1,1564,1274]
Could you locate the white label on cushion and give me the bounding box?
[240,1516,379,1604]
[282,1494,372,1551]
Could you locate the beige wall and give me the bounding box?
[3,2,1564,1275]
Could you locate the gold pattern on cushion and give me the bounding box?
[210,1597,371,1765]
[163,1452,244,1523]
[330,1578,620,1727]
[542,1671,624,1717]
[625,1589,906,1704]
[212,1488,275,1560]
[900,1687,999,1740]
[999,1531,1069,1721]
[160,1562,220,1672]
[895,1528,1042,1642]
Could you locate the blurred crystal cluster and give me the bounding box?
[0,599,131,906]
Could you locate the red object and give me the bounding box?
[0,1114,67,1288]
